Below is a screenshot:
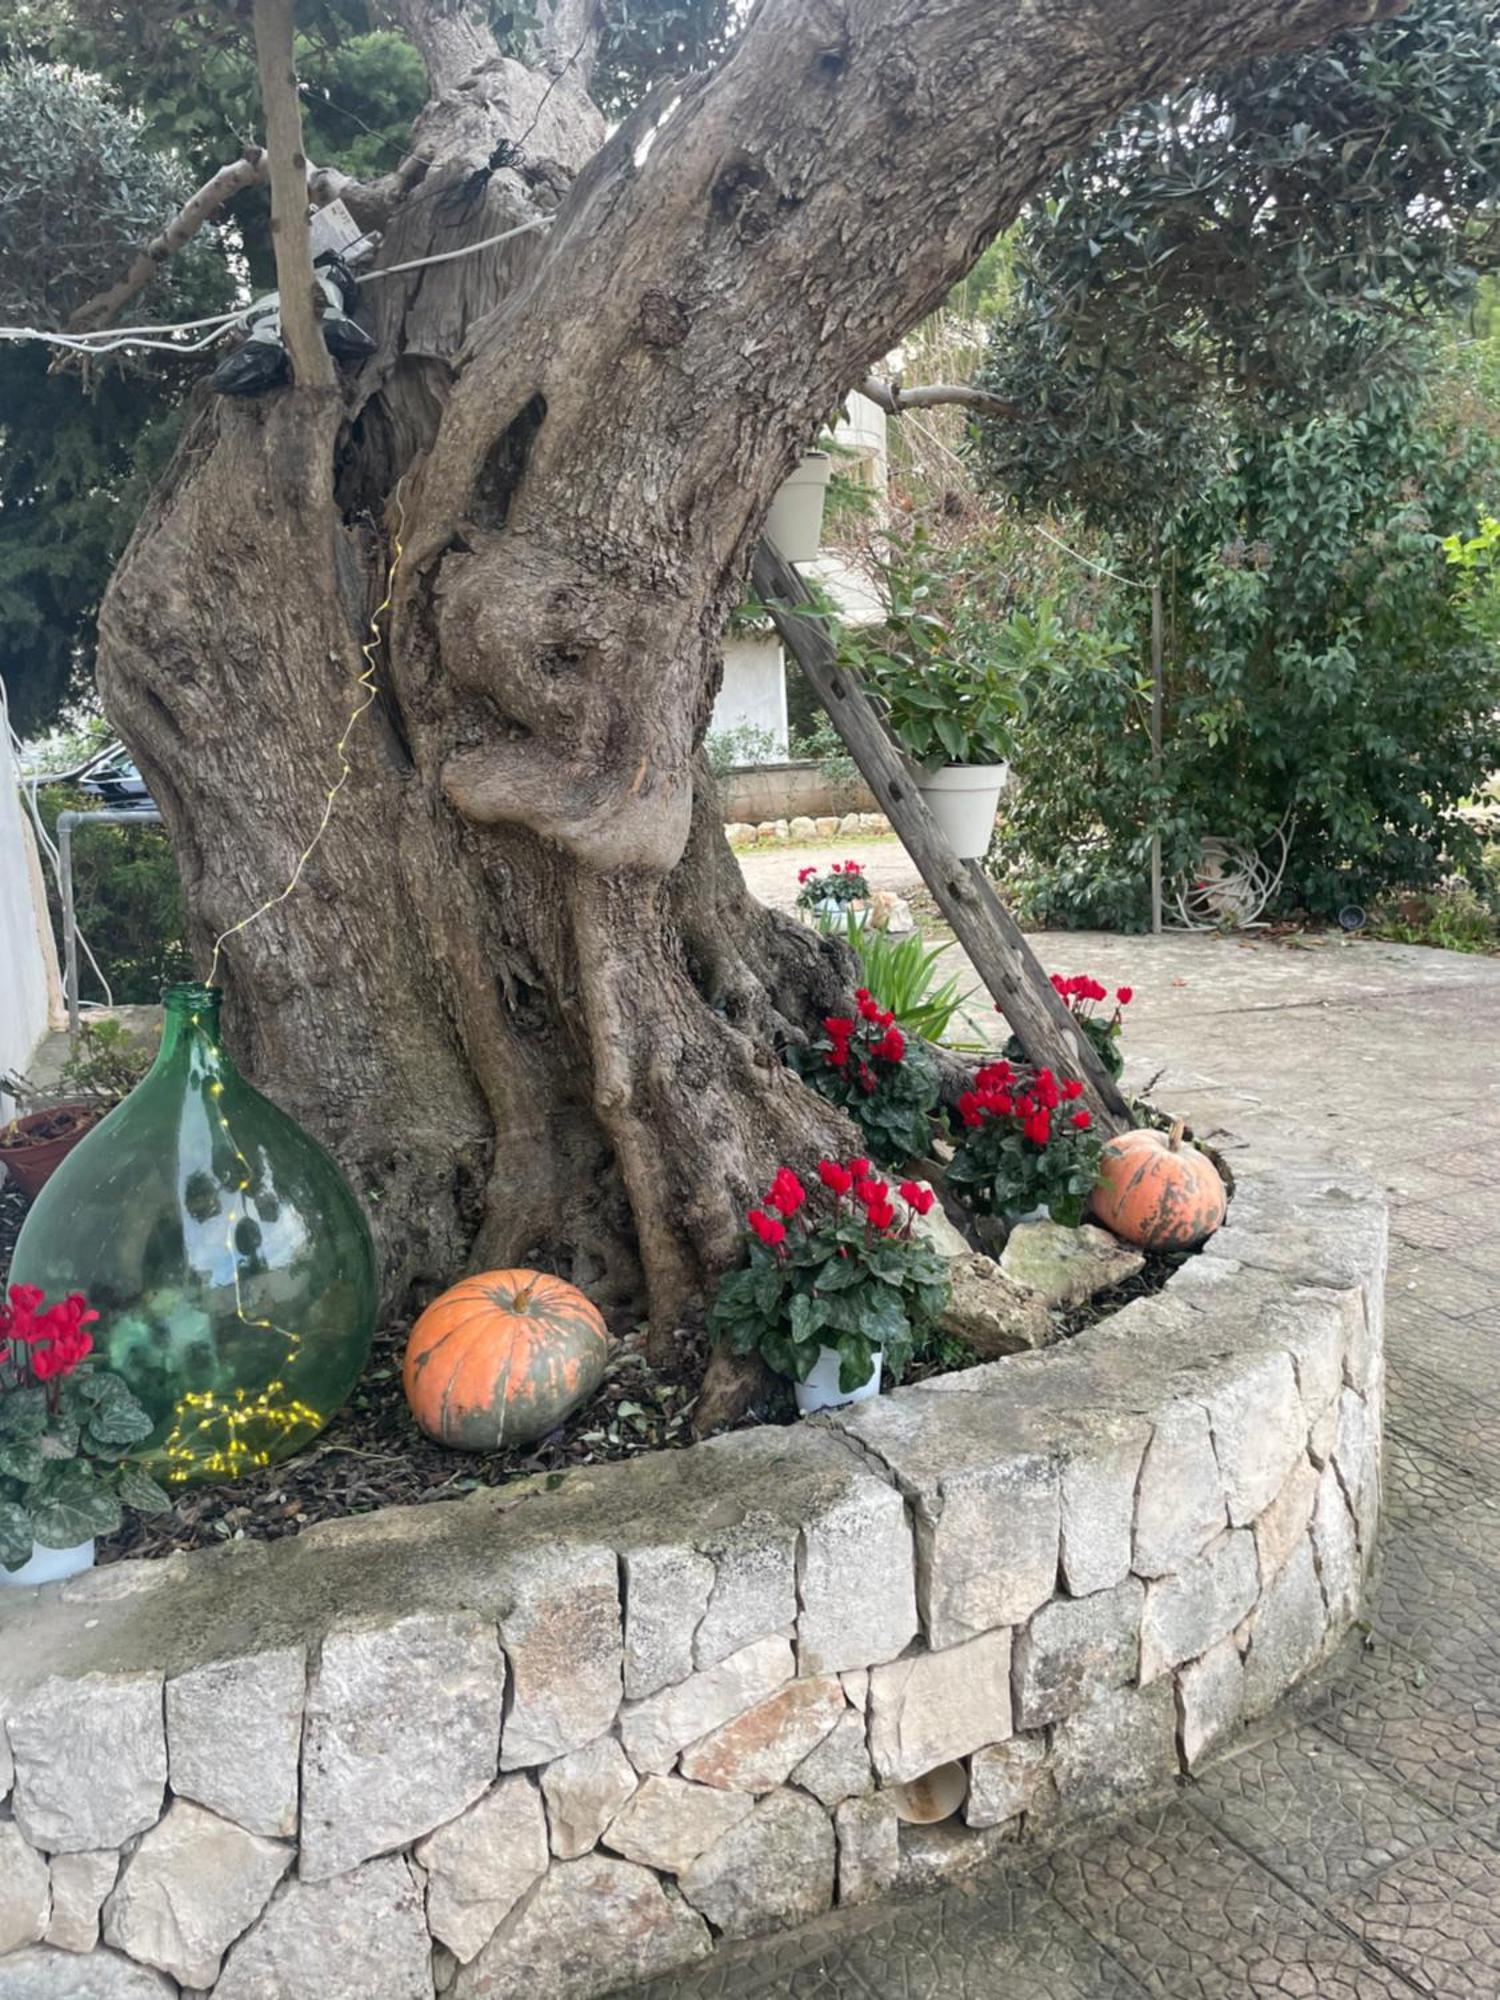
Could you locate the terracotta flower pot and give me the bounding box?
[0,1104,105,1201]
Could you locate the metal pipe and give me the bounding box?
[56,807,163,1037]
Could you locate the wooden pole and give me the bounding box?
[252,0,335,390]
[1149,574,1164,936]
[753,539,1131,1135]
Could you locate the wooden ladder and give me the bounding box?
[753,538,1132,1135]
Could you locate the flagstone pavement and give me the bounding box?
[640,847,1500,1999]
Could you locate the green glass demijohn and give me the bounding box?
[10,984,378,1485]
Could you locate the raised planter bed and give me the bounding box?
[0,1157,1386,2000]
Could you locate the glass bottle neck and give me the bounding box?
[156,984,227,1070]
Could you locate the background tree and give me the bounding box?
[45,0,1408,1370]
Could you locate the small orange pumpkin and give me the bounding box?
[1089,1121,1227,1251]
[403,1269,610,1450]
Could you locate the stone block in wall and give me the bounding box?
[602,1774,754,1873]
[1050,1680,1179,1816]
[835,1793,900,1905]
[5,1671,164,1853]
[453,1854,711,1998]
[1311,1462,1360,1627]
[1013,1577,1143,1728]
[540,1735,638,1861]
[692,1514,798,1672]
[1140,1528,1259,1684]
[414,1773,549,1963]
[1176,1634,1244,1770]
[213,1853,431,2000]
[965,1734,1047,1828]
[679,1674,845,1793]
[498,1544,622,1768]
[1132,1403,1227,1579]
[619,1634,793,1776]
[1241,1538,1327,1720]
[101,1798,291,1988]
[42,1851,117,1956]
[1263,1287,1356,1426]
[677,1788,836,1939]
[0,1822,49,1956]
[831,1394,1059,1646]
[621,1545,714,1700]
[0,1949,177,1997]
[1333,1390,1373,1539]
[1253,1458,1320,1588]
[0,1716,11,1802]
[165,1644,304,1838]
[300,1612,506,1881]
[796,1474,918,1675]
[789,1708,873,1809]
[1203,1351,1307,1526]
[1059,1417,1150,1596]
[868,1628,1012,1784]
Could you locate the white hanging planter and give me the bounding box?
[795,1343,882,1414]
[766,450,833,564]
[2,1538,96,1588]
[915,764,1009,861]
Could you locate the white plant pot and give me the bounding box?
[766,450,833,564]
[2,1538,95,1587]
[795,1343,882,1414]
[1006,1201,1052,1228]
[816,897,867,931]
[916,763,1009,861]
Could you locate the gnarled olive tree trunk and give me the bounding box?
[97,0,1403,1354]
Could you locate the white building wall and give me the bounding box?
[0,732,62,1115]
[709,635,789,759]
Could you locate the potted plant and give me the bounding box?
[1,1284,170,1585]
[1,1018,156,1200]
[766,448,833,563]
[1001,974,1133,1081]
[708,1162,950,1411]
[842,535,1046,860]
[786,990,941,1168]
[795,859,871,930]
[947,1059,1103,1227]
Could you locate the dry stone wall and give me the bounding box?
[0,1160,1386,2000]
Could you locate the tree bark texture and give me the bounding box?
[97,0,1406,1340]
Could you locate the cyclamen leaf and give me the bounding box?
[85,1397,156,1448]
[0,1500,34,1570]
[0,1438,45,1485]
[30,1463,121,1545]
[115,1463,173,1515]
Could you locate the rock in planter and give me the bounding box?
[413,1774,549,1962]
[102,1799,292,1988]
[678,1788,836,1938]
[938,1253,1054,1359]
[999,1221,1145,1309]
[453,1855,711,1999]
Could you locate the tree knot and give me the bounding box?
[638,290,690,349]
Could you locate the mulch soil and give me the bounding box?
[0,1173,1186,1568]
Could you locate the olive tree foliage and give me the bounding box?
[973,0,1500,529]
[0,57,233,734]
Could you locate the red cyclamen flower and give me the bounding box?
[899,1180,935,1216]
[1071,1109,1093,1130]
[819,1159,854,1195]
[798,866,817,883]
[767,1167,806,1217]
[1116,987,1133,1004]
[865,1199,897,1231]
[747,1208,786,1247]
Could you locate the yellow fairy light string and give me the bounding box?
[206,478,407,986]
[159,492,407,1479]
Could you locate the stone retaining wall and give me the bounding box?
[0,1159,1386,2000]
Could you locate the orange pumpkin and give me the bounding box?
[1089,1122,1227,1251]
[403,1269,610,1449]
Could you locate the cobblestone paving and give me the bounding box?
[639,901,1500,2000]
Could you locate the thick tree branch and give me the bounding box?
[68,148,267,333]
[388,0,500,94]
[252,0,334,390]
[861,375,1020,420]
